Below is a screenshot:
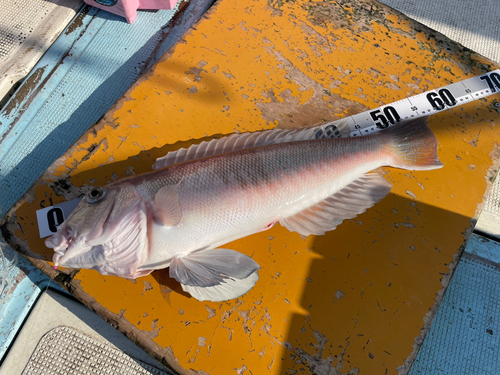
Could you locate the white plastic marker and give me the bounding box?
[36,70,500,238]
[36,198,81,238]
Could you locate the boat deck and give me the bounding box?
[1,0,500,374]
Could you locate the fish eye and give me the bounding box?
[86,187,106,203]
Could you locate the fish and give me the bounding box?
[45,117,443,302]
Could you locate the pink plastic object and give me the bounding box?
[84,0,178,24]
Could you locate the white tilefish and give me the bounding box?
[45,117,442,301]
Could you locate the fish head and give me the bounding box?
[45,183,150,278]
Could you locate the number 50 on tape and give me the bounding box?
[341,70,500,136]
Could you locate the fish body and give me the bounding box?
[46,117,442,301]
[142,135,386,265]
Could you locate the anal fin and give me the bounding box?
[169,249,260,302]
[280,172,392,236]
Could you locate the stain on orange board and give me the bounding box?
[4,0,500,374]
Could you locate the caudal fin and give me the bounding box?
[384,117,443,171]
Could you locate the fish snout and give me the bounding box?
[45,226,75,252]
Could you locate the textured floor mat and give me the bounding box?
[475,169,500,239]
[22,326,168,375]
[1,290,173,374]
[409,235,500,374]
[379,0,500,64]
[0,0,83,103]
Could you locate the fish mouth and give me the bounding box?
[47,198,115,267]
[46,226,76,266]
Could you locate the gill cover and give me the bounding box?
[46,183,150,278]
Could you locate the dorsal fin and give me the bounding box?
[153,120,350,170]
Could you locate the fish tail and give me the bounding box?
[384,116,443,171]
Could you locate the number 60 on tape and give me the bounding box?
[343,69,500,136]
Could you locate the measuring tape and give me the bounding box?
[36,70,500,238]
[332,69,500,136]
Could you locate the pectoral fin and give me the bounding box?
[280,172,392,236]
[153,181,182,227]
[169,249,260,302]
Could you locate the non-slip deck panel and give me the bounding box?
[24,327,169,375]
[379,0,500,64]
[0,0,83,104]
[410,235,500,374]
